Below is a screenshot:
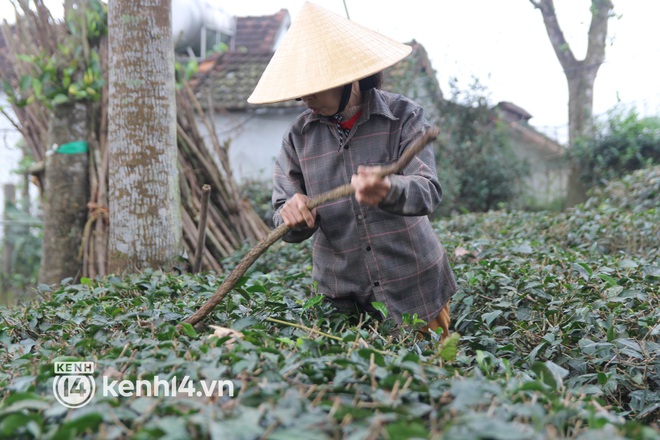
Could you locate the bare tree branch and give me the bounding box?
[534,0,576,71]
[585,0,614,66]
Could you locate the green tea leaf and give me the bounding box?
[302,294,324,310]
[371,301,388,318]
[179,322,198,339]
[439,332,460,362]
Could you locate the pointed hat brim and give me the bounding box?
[247,1,412,104]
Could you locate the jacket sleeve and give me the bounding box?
[378,107,443,216]
[271,134,319,243]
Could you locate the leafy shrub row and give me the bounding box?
[0,167,658,439]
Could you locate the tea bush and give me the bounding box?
[0,167,658,439]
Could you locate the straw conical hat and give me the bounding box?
[247,1,412,104]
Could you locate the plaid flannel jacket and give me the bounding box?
[272,88,457,324]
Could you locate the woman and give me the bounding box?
[248,2,457,339]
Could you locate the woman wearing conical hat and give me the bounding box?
[249,2,457,340]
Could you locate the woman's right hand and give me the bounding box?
[280,193,317,228]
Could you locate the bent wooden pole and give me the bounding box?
[193,184,212,273]
[183,127,440,327]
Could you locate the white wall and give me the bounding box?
[208,109,299,183]
[0,95,22,181]
[0,94,24,239]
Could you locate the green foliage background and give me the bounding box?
[2,0,107,109]
[1,166,658,439]
[434,78,530,215]
[572,105,660,188]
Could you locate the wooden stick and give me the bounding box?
[193,184,212,273]
[183,126,440,327]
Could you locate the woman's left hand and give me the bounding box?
[351,165,391,206]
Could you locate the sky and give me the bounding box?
[2,0,659,144]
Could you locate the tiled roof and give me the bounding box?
[193,51,304,111]
[497,101,533,121]
[193,8,302,111]
[233,9,289,53]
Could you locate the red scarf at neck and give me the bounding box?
[339,110,362,131]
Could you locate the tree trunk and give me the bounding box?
[107,0,182,273]
[530,0,613,205]
[39,103,90,285]
[565,69,598,206]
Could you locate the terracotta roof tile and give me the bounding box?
[194,51,304,111]
[234,9,289,53]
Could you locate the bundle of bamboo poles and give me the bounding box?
[176,83,271,273]
[1,1,269,278]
